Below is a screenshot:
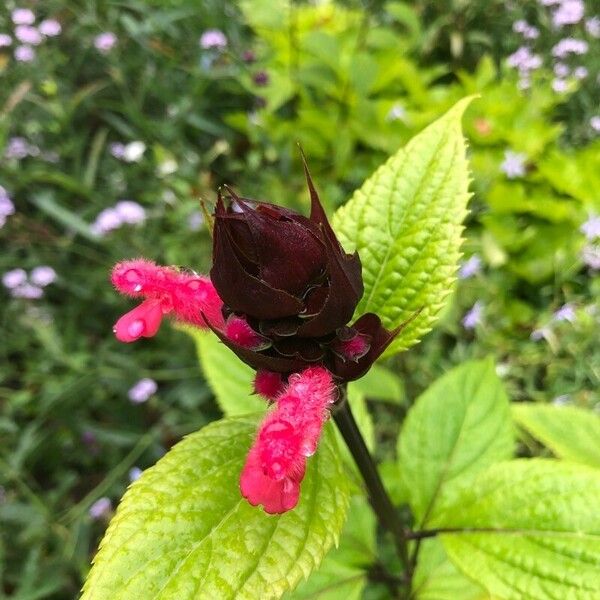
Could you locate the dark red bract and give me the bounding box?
[209,161,398,382]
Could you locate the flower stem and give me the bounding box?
[333,390,410,572]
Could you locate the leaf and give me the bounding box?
[512,404,600,469]
[349,364,405,405]
[284,496,375,600]
[412,539,491,600]
[398,358,514,525]
[189,329,264,416]
[82,416,351,600]
[433,460,600,600]
[332,97,474,355]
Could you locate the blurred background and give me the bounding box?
[1,0,599,597]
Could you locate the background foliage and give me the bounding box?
[1,0,599,598]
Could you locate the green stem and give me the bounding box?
[333,390,410,573]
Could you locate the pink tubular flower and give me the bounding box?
[240,366,336,514]
[111,259,224,342]
[253,370,285,399]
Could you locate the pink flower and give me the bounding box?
[240,366,336,514]
[111,259,224,342]
[253,370,285,399]
[14,25,42,45]
[14,45,35,62]
[2,268,27,289]
[94,32,117,53]
[30,266,56,287]
[128,378,158,403]
[0,34,12,47]
[39,19,62,37]
[89,497,112,520]
[12,8,35,25]
[199,29,227,50]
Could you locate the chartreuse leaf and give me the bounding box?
[332,97,474,355]
[82,416,350,600]
[512,404,600,469]
[350,364,405,405]
[412,539,491,600]
[433,460,600,600]
[189,329,264,415]
[398,358,514,525]
[284,496,375,600]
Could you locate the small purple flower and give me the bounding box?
[500,150,527,178]
[89,497,112,520]
[39,19,62,37]
[5,136,30,159]
[552,78,569,93]
[554,62,570,77]
[91,208,122,236]
[586,16,600,37]
[517,76,531,91]
[0,34,12,47]
[242,49,256,63]
[128,378,158,404]
[573,66,588,79]
[507,46,542,74]
[11,8,35,25]
[253,71,269,86]
[109,142,126,159]
[552,38,588,58]
[94,32,117,54]
[458,255,482,279]
[11,283,43,299]
[14,45,35,62]
[462,301,483,329]
[0,186,15,216]
[553,303,576,323]
[128,467,143,482]
[188,210,205,231]
[581,215,600,240]
[2,268,27,289]
[114,200,146,225]
[531,326,551,341]
[552,0,584,27]
[386,103,407,122]
[199,29,227,50]
[81,430,99,454]
[582,244,600,269]
[513,20,528,33]
[14,25,42,45]
[30,266,57,287]
[590,116,600,132]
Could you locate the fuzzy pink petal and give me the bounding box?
[253,370,285,400]
[113,299,164,343]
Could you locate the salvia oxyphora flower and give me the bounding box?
[110,160,404,513]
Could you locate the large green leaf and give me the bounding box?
[512,404,600,469]
[82,416,350,600]
[433,460,600,600]
[412,539,490,600]
[332,97,474,355]
[190,329,264,415]
[398,358,514,525]
[349,364,405,405]
[285,496,375,600]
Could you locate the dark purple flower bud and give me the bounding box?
[253,71,269,86]
[209,156,399,382]
[242,49,256,63]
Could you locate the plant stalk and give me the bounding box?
[333,390,410,571]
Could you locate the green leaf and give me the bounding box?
[398,358,514,525]
[82,416,351,600]
[512,404,600,469]
[285,496,375,600]
[433,460,600,600]
[412,539,490,600]
[349,364,405,405]
[189,329,264,416]
[332,97,474,355]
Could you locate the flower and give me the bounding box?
[252,71,269,86]
[2,268,27,289]
[122,141,146,163]
[109,142,126,159]
[0,34,12,47]
[128,378,158,403]
[500,150,527,178]
[114,200,146,225]
[14,25,42,45]
[14,45,35,62]
[552,78,568,93]
[590,116,600,133]
[187,210,205,231]
[586,16,600,37]
[39,19,62,37]
[89,497,112,520]
[554,62,570,77]
[0,186,15,228]
[386,103,407,122]
[552,0,584,27]
[462,301,483,329]
[507,47,542,74]
[242,49,256,63]
[199,29,227,50]
[209,164,399,382]
[94,32,117,53]
[240,366,336,513]
[581,215,600,240]
[11,283,43,299]
[12,8,35,25]
[91,208,122,236]
[552,38,588,58]
[458,255,482,279]
[573,66,588,79]
[30,266,56,287]
[4,137,31,159]
[129,467,143,481]
[553,303,576,323]
[582,244,600,269]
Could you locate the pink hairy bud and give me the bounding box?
[111,259,224,342]
[240,366,336,513]
[225,315,270,350]
[253,370,285,399]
